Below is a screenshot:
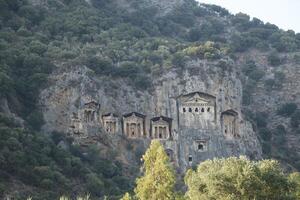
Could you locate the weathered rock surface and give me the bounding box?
[40,59,262,171]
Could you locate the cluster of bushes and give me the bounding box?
[0,0,54,123]
[0,116,132,199]
[277,103,300,129]
[187,18,225,42]
[3,0,299,106]
[230,12,300,52]
[183,41,223,60]
[277,103,298,116]
[242,60,265,81]
[241,59,286,105]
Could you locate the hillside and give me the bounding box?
[0,0,299,199]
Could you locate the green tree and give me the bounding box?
[289,172,300,199]
[120,193,132,200]
[134,140,176,200]
[85,173,104,196]
[185,156,295,200]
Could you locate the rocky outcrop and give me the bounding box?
[40,58,262,172]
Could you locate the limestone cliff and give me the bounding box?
[40,58,262,171]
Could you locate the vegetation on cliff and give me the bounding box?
[0,0,300,198]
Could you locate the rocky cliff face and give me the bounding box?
[40,58,262,171]
[236,50,300,167]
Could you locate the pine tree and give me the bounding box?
[134,140,176,200]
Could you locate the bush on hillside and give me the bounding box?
[268,51,281,66]
[277,103,298,116]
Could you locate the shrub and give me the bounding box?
[168,3,195,27]
[172,52,186,68]
[255,112,268,128]
[217,59,232,71]
[274,125,286,135]
[277,103,298,116]
[274,35,298,52]
[41,179,54,189]
[230,33,255,52]
[26,110,44,131]
[268,51,281,66]
[265,79,276,90]
[113,62,139,78]
[187,20,225,42]
[259,128,272,141]
[133,75,151,90]
[188,27,202,42]
[248,69,265,81]
[262,142,271,155]
[242,60,257,75]
[0,113,16,127]
[232,13,250,28]
[29,41,47,55]
[86,56,114,75]
[51,131,66,145]
[274,71,285,82]
[183,41,221,60]
[85,173,104,196]
[203,4,229,16]
[291,110,300,128]
[273,134,286,147]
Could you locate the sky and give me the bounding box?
[197,0,300,33]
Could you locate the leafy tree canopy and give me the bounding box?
[184,156,296,200]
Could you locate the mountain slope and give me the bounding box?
[0,0,299,199]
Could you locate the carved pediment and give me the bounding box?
[183,93,210,105]
[152,118,169,126]
[123,112,145,118]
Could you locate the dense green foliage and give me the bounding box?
[289,172,300,199]
[1,0,300,198]
[185,157,297,200]
[1,0,300,110]
[277,103,298,116]
[0,115,132,199]
[0,0,299,117]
